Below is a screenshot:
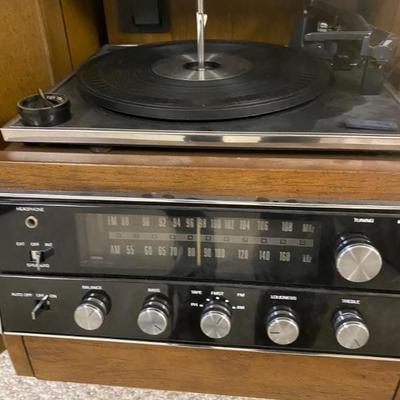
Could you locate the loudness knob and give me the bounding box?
[74,292,110,331]
[334,310,370,350]
[335,235,382,283]
[137,295,171,336]
[266,307,300,346]
[200,301,232,339]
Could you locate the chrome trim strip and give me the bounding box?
[0,191,400,211]
[3,331,399,362]
[3,127,400,151]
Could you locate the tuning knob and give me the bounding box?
[266,307,300,346]
[334,310,370,350]
[74,292,110,331]
[335,235,382,283]
[200,301,232,339]
[137,295,171,336]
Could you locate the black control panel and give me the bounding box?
[0,195,399,359]
[0,276,399,358]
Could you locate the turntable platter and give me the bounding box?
[77,41,331,121]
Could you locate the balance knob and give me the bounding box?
[334,310,370,350]
[335,235,382,283]
[74,292,110,331]
[266,307,300,346]
[200,301,232,339]
[137,295,171,336]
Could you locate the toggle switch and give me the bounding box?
[31,295,50,320]
[29,247,54,267]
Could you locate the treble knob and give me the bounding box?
[200,301,232,339]
[334,310,370,350]
[74,291,110,331]
[266,307,300,346]
[137,295,171,336]
[335,234,382,283]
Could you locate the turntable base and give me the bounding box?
[3,45,400,151]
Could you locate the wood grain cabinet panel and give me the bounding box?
[18,336,399,400]
[3,146,400,202]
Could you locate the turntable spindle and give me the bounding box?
[196,0,207,75]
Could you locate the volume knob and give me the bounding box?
[74,292,110,331]
[266,307,300,346]
[334,310,370,350]
[336,235,382,283]
[200,301,232,339]
[137,295,171,336]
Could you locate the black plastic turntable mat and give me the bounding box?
[77,41,331,121]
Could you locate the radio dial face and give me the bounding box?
[137,295,171,336]
[74,292,110,331]
[266,307,300,346]
[335,235,382,283]
[334,310,370,350]
[200,301,232,339]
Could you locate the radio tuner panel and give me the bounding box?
[0,195,399,291]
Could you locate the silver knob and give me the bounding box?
[200,302,232,339]
[74,292,110,331]
[266,308,300,346]
[137,296,170,336]
[334,310,370,350]
[336,236,382,283]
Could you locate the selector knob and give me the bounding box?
[74,292,110,331]
[266,307,300,346]
[200,301,232,339]
[334,310,370,350]
[335,235,382,283]
[137,295,171,336]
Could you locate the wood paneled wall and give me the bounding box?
[0,0,102,146]
[0,1,54,133]
[368,0,400,32]
[105,0,303,45]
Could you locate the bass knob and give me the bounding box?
[334,310,370,350]
[266,307,300,346]
[200,301,232,339]
[74,291,110,331]
[137,295,171,336]
[335,234,382,283]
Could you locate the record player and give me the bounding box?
[2,2,400,399]
[2,0,400,151]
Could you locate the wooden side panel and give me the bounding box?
[369,0,400,31]
[60,0,102,68]
[0,0,53,129]
[3,146,400,202]
[38,0,74,82]
[2,336,34,377]
[104,0,302,45]
[22,336,399,400]
[0,0,102,149]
